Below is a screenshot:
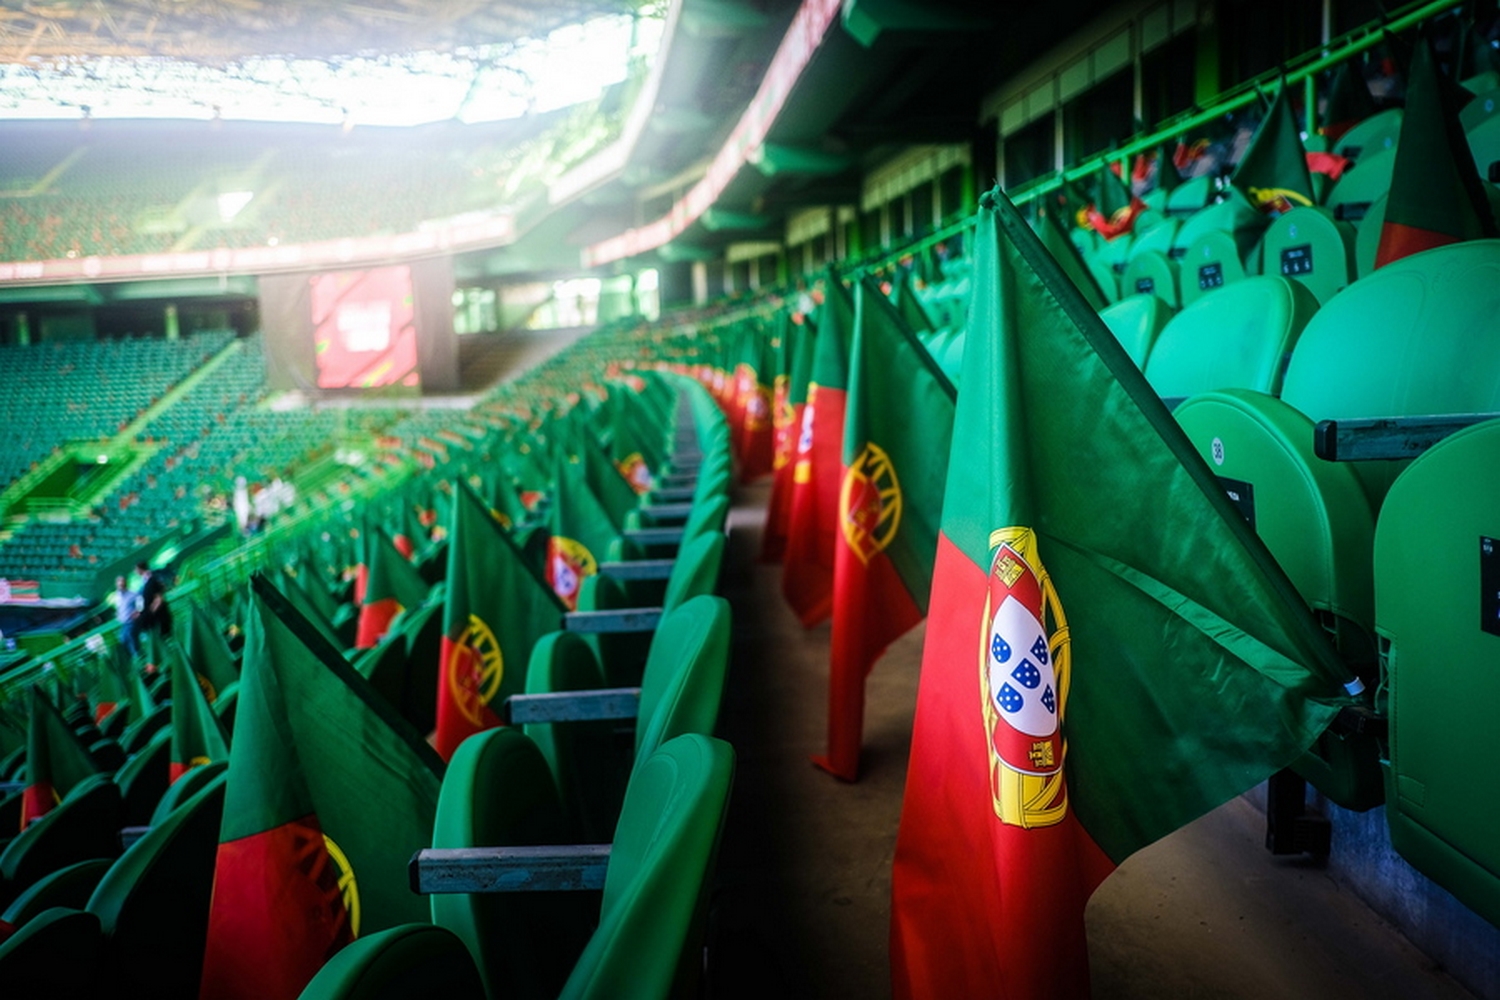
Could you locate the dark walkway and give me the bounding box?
[707,480,1479,1000]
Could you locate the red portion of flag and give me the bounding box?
[781,386,845,626]
[433,635,503,761]
[890,534,1114,1000]
[355,596,401,650]
[20,781,55,828]
[1375,221,1460,269]
[1305,150,1351,182]
[200,815,353,1000]
[351,563,368,606]
[392,534,415,560]
[816,514,922,780]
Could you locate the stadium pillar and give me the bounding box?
[14,312,29,346]
[164,304,180,341]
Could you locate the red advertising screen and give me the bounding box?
[310,265,420,388]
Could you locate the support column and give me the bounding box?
[164,303,180,340]
[15,311,30,347]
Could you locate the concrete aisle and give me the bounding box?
[707,481,1479,1000]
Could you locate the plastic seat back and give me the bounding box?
[1126,216,1180,259]
[1466,110,1500,182]
[560,734,734,1000]
[1325,148,1395,226]
[1120,250,1180,308]
[662,531,726,614]
[1170,189,1267,263]
[0,907,103,1000]
[1143,276,1319,398]
[0,858,112,928]
[87,773,226,1000]
[1376,419,1500,927]
[523,632,617,841]
[1333,107,1402,161]
[149,759,228,826]
[635,596,731,766]
[1179,229,1248,306]
[0,775,121,904]
[1261,207,1357,304]
[431,727,593,1000]
[116,726,171,826]
[1165,174,1213,216]
[296,924,485,1000]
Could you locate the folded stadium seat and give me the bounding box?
[1171,240,1500,808]
[1460,87,1500,131]
[114,727,172,827]
[147,760,226,826]
[1165,174,1214,217]
[118,702,171,756]
[296,924,487,1000]
[1325,148,1395,226]
[1099,293,1173,368]
[1169,188,1268,266]
[1375,419,1500,927]
[0,775,123,906]
[516,596,732,842]
[0,858,112,929]
[1467,110,1500,181]
[1084,231,1134,288]
[1178,229,1249,307]
[86,773,226,1000]
[1333,107,1402,162]
[1142,276,1319,401]
[0,907,103,1000]
[1260,207,1358,304]
[427,726,595,998]
[411,733,735,1000]
[1121,219,1182,308]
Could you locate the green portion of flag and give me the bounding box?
[848,278,956,609]
[1377,35,1499,267]
[1231,80,1315,213]
[170,641,230,773]
[224,578,442,930]
[1039,206,1107,312]
[365,527,431,611]
[26,686,98,798]
[186,602,239,699]
[947,190,1352,856]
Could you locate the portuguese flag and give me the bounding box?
[201,579,442,1000]
[782,274,854,626]
[732,321,775,482]
[1231,79,1315,214]
[762,307,816,563]
[21,686,98,827]
[185,602,239,701]
[1039,204,1107,312]
[890,191,1353,999]
[1376,35,1499,268]
[582,435,640,532]
[817,278,955,781]
[168,640,228,783]
[547,454,622,611]
[355,527,431,649]
[1321,61,1375,144]
[435,481,564,760]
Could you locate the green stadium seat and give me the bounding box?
[86,773,226,1000]
[296,924,486,1000]
[1120,249,1180,309]
[1333,107,1401,161]
[1099,294,1172,368]
[0,907,103,1000]
[1178,229,1248,306]
[1375,419,1500,927]
[115,726,172,827]
[0,775,123,905]
[429,727,594,999]
[1353,192,1387,279]
[1170,188,1267,264]
[1261,207,1357,304]
[1142,276,1319,400]
[1166,174,1214,216]
[0,858,112,929]
[148,760,227,826]
[1325,148,1394,226]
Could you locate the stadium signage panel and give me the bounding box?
[0,212,515,287]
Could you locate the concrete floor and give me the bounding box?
[707,481,1480,1000]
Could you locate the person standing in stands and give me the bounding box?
[136,561,174,638]
[114,575,143,658]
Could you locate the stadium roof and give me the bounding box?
[0,1,648,64]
